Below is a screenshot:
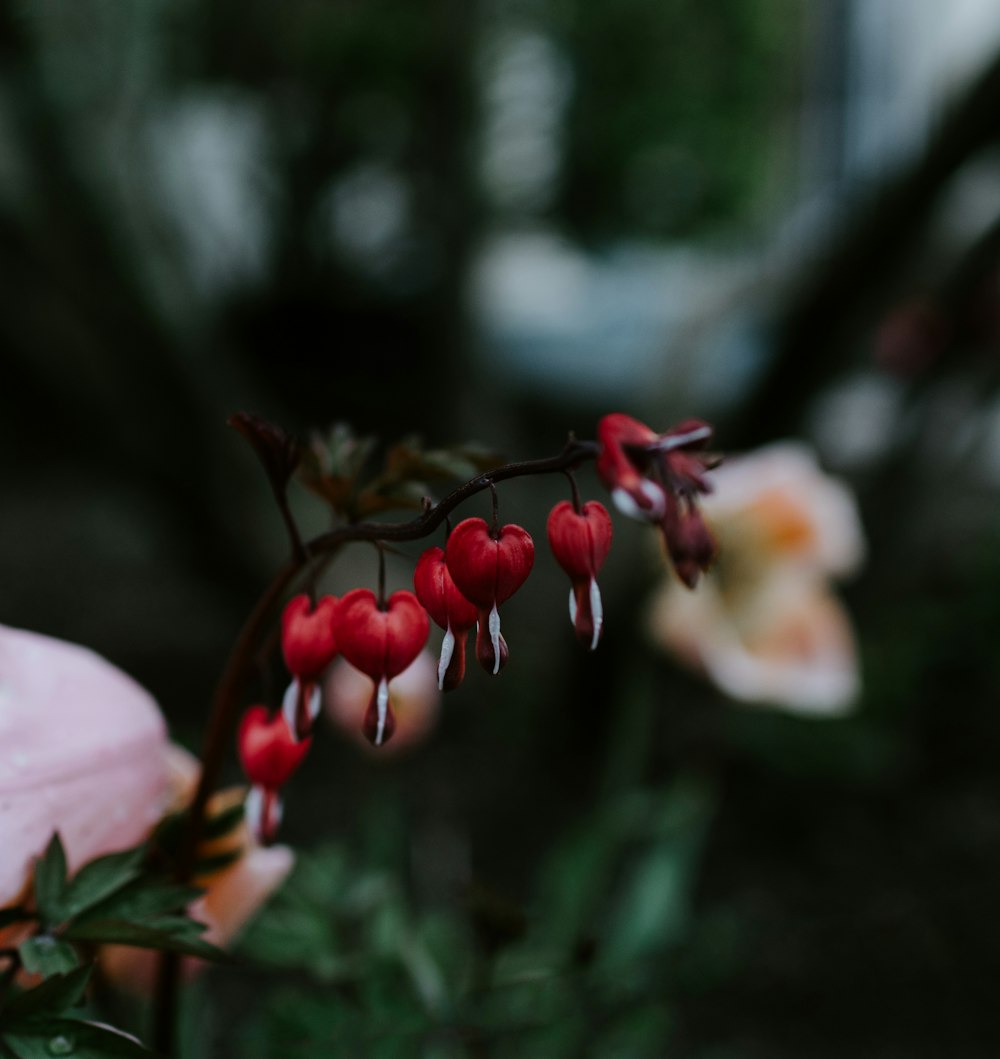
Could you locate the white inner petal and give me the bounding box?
[438,626,456,690]
[568,587,577,625]
[375,676,390,746]
[489,603,502,675]
[611,482,665,521]
[589,576,603,651]
[245,785,265,841]
[281,679,299,738]
[307,683,322,722]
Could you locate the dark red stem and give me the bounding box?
[152,433,600,1055]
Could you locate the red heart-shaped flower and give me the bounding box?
[333,589,430,682]
[547,500,614,651]
[547,501,613,582]
[413,547,478,632]
[413,547,479,691]
[281,593,339,679]
[445,518,534,609]
[238,704,311,790]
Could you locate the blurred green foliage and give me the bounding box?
[237,779,719,1058]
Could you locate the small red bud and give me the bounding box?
[547,500,613,650]
[238,704,311,790]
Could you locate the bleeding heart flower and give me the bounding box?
[596,413,718,588]
[413,546,479,691]
[332,589,430,747]
[445,517,534,675]
[237,705,311,842]
[280,593,339,742]
[547,500,613,650]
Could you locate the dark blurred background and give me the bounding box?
[6,0,1000,1055]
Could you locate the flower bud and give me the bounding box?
[547,500,613,650]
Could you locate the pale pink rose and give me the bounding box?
[325,650,441,754]
[648,444,865,716]
[0,624,292,986]
[0,624,170,907]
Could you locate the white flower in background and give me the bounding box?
[648,443,865,716]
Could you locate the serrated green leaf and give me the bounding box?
[2,1016,150,1058]
[62,920,225,962]
[60,847,145,922]
[33,835,67,926]
[17,937,78,978]
[72,880,203,928]
[3,965,92,1019]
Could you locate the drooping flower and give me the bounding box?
[280,593,339,741]
[331,589,430,746]
[596,413,718,588]
[325,650,441,755]
[413,546,479,690]
[444,517,534,675]
[238,705,312,842]
[648,442,865,716]
[546,500,613,650]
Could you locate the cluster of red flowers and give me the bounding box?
[237,413,717,842]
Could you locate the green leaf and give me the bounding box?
[3,966,92,1019]
[60,848,145,922]
[17,937,78,978]
[33,835,67,926]
[2,1017,150,1058]
[72,880,203,928]
[62,920,225,962]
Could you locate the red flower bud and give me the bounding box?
[445,517,534,675]
[413,546,478,691]
[547,500,613,650]
[238,704,312,843]
[332,589,430,746]
[660,494,717,589]
[280,593,339,742]
[239,705,312,788]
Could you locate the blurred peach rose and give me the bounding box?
[0,624,291,984]
[325,650,441,754]
[648,443,865,716]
